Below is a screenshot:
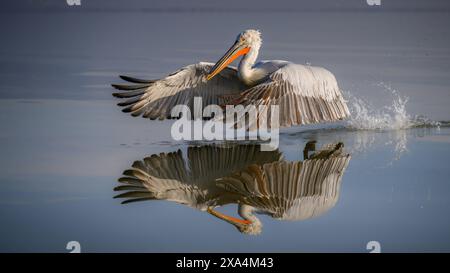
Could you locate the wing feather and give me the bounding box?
[112,62,247,120]
[232,64,350,127]
[119,75,155,84]
[114,144,282,209]
[217,143,351,220]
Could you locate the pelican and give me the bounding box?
[113,144,282,206]
[114,142,351,235]
[213,142,350,234]
[112,29,350,127]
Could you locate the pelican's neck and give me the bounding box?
[238,204,261,225]
[238,46,260,86]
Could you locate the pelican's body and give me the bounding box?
[112,29,350,127]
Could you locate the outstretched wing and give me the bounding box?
[114,144,282,209]
[231,64,350,128]
[112,62,247,120]
[217,143,351,220]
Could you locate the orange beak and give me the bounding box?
[207,207,251,228]
[207,41,250,81]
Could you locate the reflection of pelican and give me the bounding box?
[114,145,282,208]
[112,29,349,127]
[115,142,350,235]
[211,143,350,234]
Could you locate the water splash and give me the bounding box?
[337,83,443,164]
[345,82,440,130]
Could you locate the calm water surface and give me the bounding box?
[1,4,450,252]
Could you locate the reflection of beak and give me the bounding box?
[207,207,251,229]
[207,41,250,81]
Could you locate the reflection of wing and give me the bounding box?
[112,62,247,120]
[114,144,282,210]
[217,143,351,220]
[231,64,350,127]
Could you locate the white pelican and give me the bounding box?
[114,142,351,235]
[112,29,350,127]
[114,144,282,206]
[213,142,350,234]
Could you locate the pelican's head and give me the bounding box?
[237,29,262,48]
[207,204,262,235]
[207,29,262,81]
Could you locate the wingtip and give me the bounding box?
[122,107,132,113]
[119,75,155,84]
[112,92,122,98]
[111,84,123,90]
[111,83,150,91]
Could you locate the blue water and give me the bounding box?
[1,1,450,252]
